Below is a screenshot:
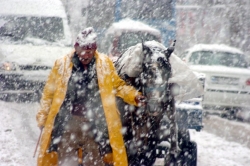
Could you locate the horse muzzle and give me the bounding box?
[146,98,163,116]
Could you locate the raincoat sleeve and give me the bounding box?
[108,59,139,106]
[36,61,58,128]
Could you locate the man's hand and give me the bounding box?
[135,94,146,107]
[102,153,113,165]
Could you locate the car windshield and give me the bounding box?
[189,51,248,68]
[0,16,65,45]
[118,32,160,53]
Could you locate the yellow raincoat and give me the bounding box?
[36,50,139,166]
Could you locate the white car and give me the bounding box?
[0,0,72,102]
[180,44,250,117]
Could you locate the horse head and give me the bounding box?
[140,42,174,116]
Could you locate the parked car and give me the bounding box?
[0,0,72,102]
[99,18,162,61]
[180,44,250,117]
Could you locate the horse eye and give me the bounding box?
[148,71,154,76]
[157,57,165,63]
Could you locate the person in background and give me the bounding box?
[36,27,145,166]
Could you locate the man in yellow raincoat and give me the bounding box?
[36,27,145,166]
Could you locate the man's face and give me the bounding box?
[75,45,96,65]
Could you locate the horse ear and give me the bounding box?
[164,40,176,59]
[142,43,151,55]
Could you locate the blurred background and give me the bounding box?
[61,0,250,58]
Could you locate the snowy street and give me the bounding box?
[1,101,250,166]
[193,116,250,166]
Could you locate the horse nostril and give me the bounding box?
[147,101,161,116]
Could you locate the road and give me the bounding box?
[1,101,250,166]
[202,115,250,149]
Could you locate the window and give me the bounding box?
[99,34,113,54]
[189,51,248,68]
[118,32,160,53]
[179,51,188,59]
[0,16,64,44]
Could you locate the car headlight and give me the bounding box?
[0,62,18,71]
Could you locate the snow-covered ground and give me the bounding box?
[1,101,250,166]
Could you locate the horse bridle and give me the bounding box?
[140,46,172,117]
